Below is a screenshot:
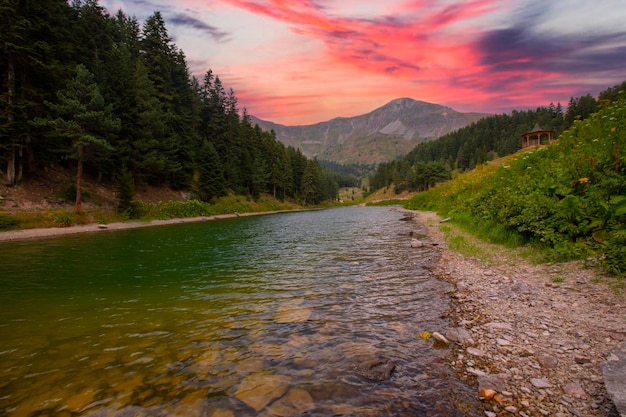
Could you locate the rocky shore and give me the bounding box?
[415,211,625,417]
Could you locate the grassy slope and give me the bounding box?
[405,94,626,276]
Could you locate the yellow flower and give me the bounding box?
[579,177,589,183]
[418,331,432,340]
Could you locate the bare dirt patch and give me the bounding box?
[0,165,185,212]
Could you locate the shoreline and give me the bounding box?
[414,210,625,417]
[0,210,292,242]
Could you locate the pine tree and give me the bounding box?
[1,0,76,183]
[116,166,135,216]
[301,159,322,205]
[196,140,226,202]
[32,64,119,212]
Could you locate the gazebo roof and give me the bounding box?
[523,123,554,136]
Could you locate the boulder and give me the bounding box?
[602,341,626,417]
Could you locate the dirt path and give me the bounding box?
[414,211,625,417]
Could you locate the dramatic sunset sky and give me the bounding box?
[101,0,626,125]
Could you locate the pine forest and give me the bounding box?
[1,0,340,212]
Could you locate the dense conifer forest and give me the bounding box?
[1,0,340,210]
[370,81,626,193]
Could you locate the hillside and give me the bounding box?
[251,98,488,164]
[405,94,626,275]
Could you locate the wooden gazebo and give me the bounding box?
[521,123,554,148]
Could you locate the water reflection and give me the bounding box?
[0,207,481,416]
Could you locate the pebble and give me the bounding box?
[467,347,485,357]
[480,388,497,400]
[536,354,558,369]
[432,332,450,346]
[415,211,626,417]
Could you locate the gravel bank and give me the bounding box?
[415,211,625,417]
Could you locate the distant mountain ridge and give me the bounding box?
[250,98,489,164]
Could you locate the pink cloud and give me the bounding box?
[172,0,626,124]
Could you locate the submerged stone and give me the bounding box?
[264,388,314,416]
[210,409,235,417]
[234,372,291,411]
[355,357,396,381]
[275,299,312,323]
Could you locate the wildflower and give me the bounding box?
[579,177,589,183]
[419,331,432,340]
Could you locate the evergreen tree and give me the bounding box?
[1,0,77,183]
[301,159,322,205]
[564,94,598,125]
[32,64,119,212]
[196,140,226,202]
[116,166,135,216]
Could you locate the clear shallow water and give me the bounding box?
[0,207,481,416]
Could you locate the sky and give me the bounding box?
[101,0,626,125]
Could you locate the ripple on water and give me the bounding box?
[0,207,482,416]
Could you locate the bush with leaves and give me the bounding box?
[407,92,626,275]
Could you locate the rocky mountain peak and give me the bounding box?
[251,98,489,164]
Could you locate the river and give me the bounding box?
[0,206,481,416]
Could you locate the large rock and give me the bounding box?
[355,357,396,381]
[235,372,291,412]
[263,388,314,416]
[445,327,475,347]
[602,341,626,417]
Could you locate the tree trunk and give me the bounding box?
[6,151,16,185]
[5,53,16,185]
[17,145,23,183]
[75,145,84,213]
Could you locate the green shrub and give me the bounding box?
[0,215,18,229]
[53,211,73,227]
[406,92,626,275]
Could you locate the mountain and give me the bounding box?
[250,98,489,164]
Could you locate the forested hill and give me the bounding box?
[1,1,339,208]
[369,81,626,194]
[250,98,488,164]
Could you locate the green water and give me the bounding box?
[0,207,480,416]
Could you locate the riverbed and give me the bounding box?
[0,207,481,416]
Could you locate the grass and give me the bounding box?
[448,211,525,248]
[0,193,309,232]
[439,224,490,263]
[366,199,409,206]
[437,220,546,267]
